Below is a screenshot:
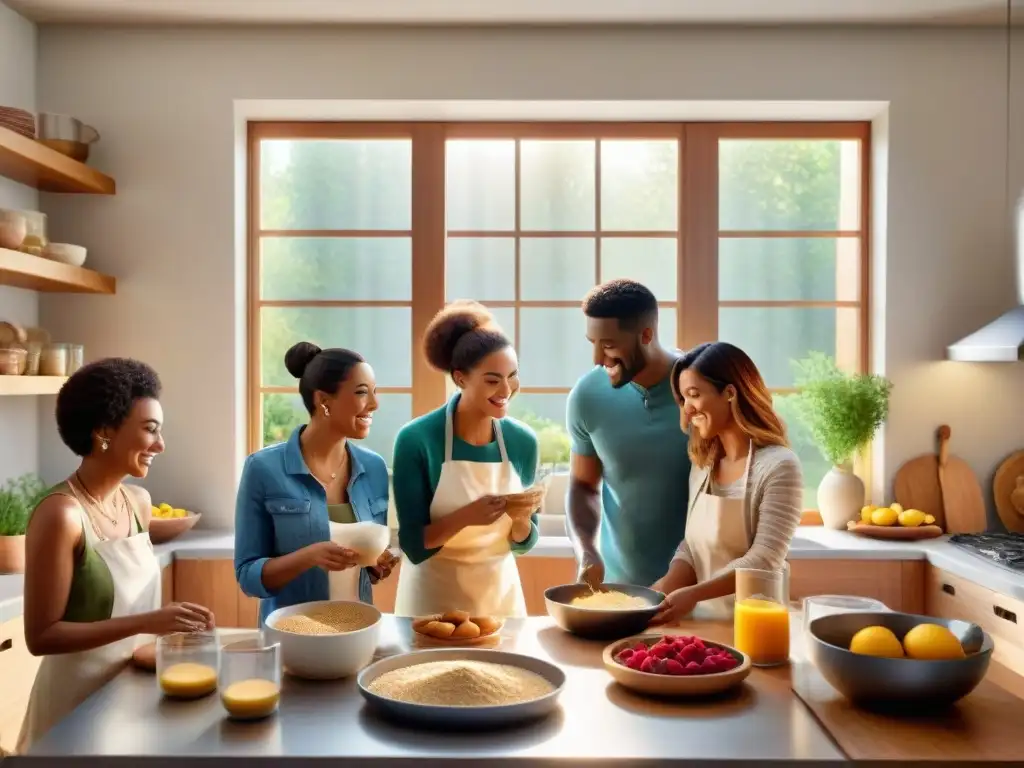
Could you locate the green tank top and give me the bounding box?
[327,503,356,524]
[45,482,144,624]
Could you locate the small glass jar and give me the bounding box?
[67,344,84,374]
[23,342,42,376]
[18,210,48,256]
[39,343,68,377]
[0,347,26,376]
[157,631,220,700]
[219,638,282,720]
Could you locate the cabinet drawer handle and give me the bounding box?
[0,638,11,652]
[941,583,956,596]
[994,605,1018,624]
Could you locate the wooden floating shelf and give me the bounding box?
[0,247,116,294]
[0,376,67,396]
[0,126,115,194]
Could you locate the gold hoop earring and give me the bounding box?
[321,404,330,418]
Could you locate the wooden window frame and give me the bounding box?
[247,120,871,510]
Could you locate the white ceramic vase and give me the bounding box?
[817,464,865,530]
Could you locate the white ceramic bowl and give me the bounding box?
[43,243,87,267]
[264,600,382,680]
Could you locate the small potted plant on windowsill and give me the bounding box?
[0,473,47,573]
[789,353,893,530]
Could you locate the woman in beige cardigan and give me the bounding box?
[651,342,803,624]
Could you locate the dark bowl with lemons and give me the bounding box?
[806,611,992,708]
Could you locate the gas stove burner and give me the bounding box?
[949,532,1024,572]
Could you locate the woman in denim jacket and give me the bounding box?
[235,341,395,625]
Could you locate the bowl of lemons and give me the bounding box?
[846,502,942,540]
[807,610,992,708]
[148,502,201,544]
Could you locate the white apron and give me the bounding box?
[17,501,162,754]
[684,443,756,620]
[394,398,527,618]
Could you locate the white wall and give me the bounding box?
[0,3,38,486]
[34,25,1024,528]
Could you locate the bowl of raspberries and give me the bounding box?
[602,633,752,696]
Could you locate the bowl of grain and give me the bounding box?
[264,600,382,680]
[357,648,565,728]
[545,583,665,640]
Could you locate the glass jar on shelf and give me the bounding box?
[219,638,282,720]
[156,631,220,700]
[0,347,26,376]
[67,344,84,374]
[39,344,68,377]
[23,342,42,376]
[18,211,48,256]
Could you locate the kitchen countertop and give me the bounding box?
[16,615,846,765]
[2,525,1023,622]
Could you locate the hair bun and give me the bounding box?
[423,300,497,373]
[284,341,322,379]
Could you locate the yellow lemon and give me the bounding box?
[173,508,188,519]
[902,623,965,660]
[159,502,172,512]
[870,507,899,526]
[889,502,904,514]
[898,509,926,527]
[860,505,877,523]
[924,514,936,525]
[849,626,904,658]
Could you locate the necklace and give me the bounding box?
[73,472,123,527]
[68,477,125,540]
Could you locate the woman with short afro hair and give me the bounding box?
[392,301,540,619]
[17,358,214,753]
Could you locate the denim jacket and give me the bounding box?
[234,426,390,625]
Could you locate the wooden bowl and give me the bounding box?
[603,633,752,697]
[501,486,546,520]
[132,640,157,672]
[411,613,505,646]
[148,512,201,544]
[846,522,943,541]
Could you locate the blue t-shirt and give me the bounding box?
[566,366,691,587]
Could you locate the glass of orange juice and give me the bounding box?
[219,638,282,720]
[734,567,790,667]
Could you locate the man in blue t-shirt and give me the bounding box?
[565,279,692,588]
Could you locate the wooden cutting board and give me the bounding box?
[791,660,1024,760]
[992,449,1024,534]
[892,428,946,530]
[937,425,987,534]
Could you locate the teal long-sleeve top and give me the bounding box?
[393,398,541,565]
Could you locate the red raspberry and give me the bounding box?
[631,650,648,665]
[665,659,685,676]
[640,656,656,674]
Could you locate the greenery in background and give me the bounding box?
[0,473,48,537]
[258,136,855,504]
[787,353,892,467]
[514,410,572,472]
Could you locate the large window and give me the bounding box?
[248,122,869,506]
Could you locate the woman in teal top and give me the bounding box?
[235,342,396,625]
[393,301,540,618]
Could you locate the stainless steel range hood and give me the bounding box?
[947,194,1024,362]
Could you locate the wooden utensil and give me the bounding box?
[992,449,1024,533]
[936,425,987,534]
[892,431,946,530]
[845,522,943,541]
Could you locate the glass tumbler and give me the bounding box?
[803,595,888,637]
[734,567,790,667]
[156,631,220,699]
[219,638,282,720]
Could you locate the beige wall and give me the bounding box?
[0,4,38,485]
[33,25,1024,527]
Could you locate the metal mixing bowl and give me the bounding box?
[807,611,993,707]
[544,583,665,640]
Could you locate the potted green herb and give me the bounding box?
[790,354,893,529]
[0,473,48,573]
